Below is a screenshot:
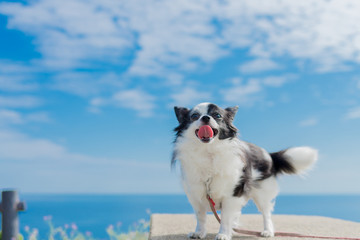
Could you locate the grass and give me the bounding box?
[106,219,149,240]
[0,231,24,240]
[1,217,149,240]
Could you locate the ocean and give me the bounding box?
[17,194,360,239]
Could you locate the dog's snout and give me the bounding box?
[201,115,210,123]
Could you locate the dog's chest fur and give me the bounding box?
[175,138,246,207]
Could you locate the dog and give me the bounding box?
[172,102,318,240]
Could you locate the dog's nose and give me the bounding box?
[201,115,210,123]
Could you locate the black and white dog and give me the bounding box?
[172,103,318,240]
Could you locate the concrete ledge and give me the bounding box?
[149,214,360,240]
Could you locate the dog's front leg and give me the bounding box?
[215,197,243,240]
[188,201,207,239]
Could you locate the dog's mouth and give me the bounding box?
[195,125,218,143]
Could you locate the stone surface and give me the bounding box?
[149,214,360,240]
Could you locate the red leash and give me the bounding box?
[206,195,360,240]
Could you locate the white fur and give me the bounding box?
[175,137,245,209]
[174,103,317,240]
[284,147,318,174]
[250,177,278,237]
[175,134,247,239]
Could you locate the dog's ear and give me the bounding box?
[225,106,239,121]
[219,106,238,140]
[174,106,190,123]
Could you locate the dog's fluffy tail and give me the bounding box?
[270,147,318,175]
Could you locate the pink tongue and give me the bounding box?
[198,125,214,139]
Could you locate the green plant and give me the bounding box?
[22,216,149,240]
[0,230,24,240]
[18,233,24,240]
[106,219,149,240]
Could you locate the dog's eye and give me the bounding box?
[213,113,222,119]
[190,113,200,121]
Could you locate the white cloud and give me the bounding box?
[0,1,134,69]
[0,109,23,125]
[51,72,102,97]
[239,58,281,74]
[222,78,262,106]
[2,0,360,119]
[26,112,51,123]
[345,107,360,120]
[0,109,51,126]
[0,76,37,92]
[0,128,180,193]
[3,0,360,78]
[0,128,144,164]
[51,72,124,97]
[0,0,225,76]
[263,74,297,87]
[299,117,318,127]
[112,89,156,117]
[0,129,66,160]
[123,1,228,77]
[0,95,42,108]
[221,0,360,72]
[222,74,295,106]
[0,61,39,92]
[88,97,105,114]
[90,89,156,117]
[171,87,211,107]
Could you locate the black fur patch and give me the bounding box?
[270,150,296,175]
[233,158,252,197]
[232,143,297,197]
[233,143,272,197]
[247,143,273,180]
[174,106,190,138]
[207,104,239,140]
[172,107,191,168]
[207,103,218,115]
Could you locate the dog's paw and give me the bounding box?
[215,233,231,240]
[260,230,274,238]
[188,231,206,239]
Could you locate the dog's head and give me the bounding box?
[174,102,239,144]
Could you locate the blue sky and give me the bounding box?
[0,0,360,194]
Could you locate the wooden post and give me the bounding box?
[0,190,26,240]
